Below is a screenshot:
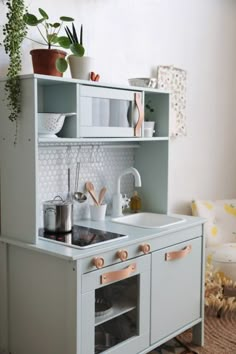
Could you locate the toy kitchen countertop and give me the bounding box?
[0,214,205,263]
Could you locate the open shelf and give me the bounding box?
[38,136,169,145]
[95,300,136,327]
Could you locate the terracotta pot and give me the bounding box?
[30,49,67,77]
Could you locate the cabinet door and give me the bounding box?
[151,237,202,344]
[81,255,150,354]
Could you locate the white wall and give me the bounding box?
[1,0,236,214]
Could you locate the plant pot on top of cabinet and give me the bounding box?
[30,49,67,77]
[68,55,94,80]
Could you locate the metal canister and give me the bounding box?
[43,196,73,233]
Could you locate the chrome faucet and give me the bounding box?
[112,167,142,217]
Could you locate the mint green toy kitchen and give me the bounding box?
[0,75,205,354]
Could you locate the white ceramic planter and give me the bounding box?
[68,55,94,80]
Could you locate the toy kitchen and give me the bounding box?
[0,75,205,354]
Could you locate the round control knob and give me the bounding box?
[117,249,128,261]
[93,257,105,269]
[140,243,151,254]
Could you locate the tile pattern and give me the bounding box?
[38,145,135,226]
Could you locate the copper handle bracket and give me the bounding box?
[165,245,192,261]
[134,92,144,137]
[101,263,136,285]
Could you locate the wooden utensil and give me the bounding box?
[98,187,107,205]
[85,181,99,206]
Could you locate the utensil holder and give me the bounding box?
[90,204,107,221]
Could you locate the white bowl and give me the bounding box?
[128,78,157,88]
[38,112,76,138]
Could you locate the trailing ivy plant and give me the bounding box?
[3,0,27,141]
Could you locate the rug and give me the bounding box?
[151,314,236,354]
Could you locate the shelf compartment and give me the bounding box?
[95,300,136,326]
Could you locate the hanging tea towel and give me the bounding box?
[157,65,187,137]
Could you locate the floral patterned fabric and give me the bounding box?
[191,199,236,247]
[157,65,187,137]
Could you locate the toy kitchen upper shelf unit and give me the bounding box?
[34,74,170,143]
[0,74,170,245]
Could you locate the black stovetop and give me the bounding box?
[39,225,128,249]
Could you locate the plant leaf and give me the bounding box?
[57,36,71,49]
[70,43,85,57]
[38,18,45,24]
[60,16,74,22]
[72,23,78,44]
[23,13,39,26]
[52,22,60,28]
[56,58,68,73]
[80,24,83,46]
[47,34,58,44]
[38,8,49,19]
[65,26,74,43]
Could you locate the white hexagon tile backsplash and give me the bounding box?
[38,145,135,226]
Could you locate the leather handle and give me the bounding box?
[165,245,192,261]
[134,92,144,137]
[101,263,136,284]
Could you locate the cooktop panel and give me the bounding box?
[39,225,128,249]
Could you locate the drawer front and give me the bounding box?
[151,237,202,344]
[82,254,150,293]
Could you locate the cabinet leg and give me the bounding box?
[192,321,204,346]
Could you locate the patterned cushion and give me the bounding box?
[191,200,236,247]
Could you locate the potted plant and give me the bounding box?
[2,0,27,142]
[23,8,74,77]
[56,23,94,80]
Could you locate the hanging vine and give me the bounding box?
[3,0,27,141]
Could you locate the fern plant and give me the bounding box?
[3,0,27,142]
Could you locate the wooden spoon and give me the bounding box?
[98,187,107,205]
[85,181,99,206]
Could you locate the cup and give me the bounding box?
[90,204,107,221]
[144,121,155,137]
[144,127,154,137]
[144,121,155,130]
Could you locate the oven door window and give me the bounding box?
[81,256,150,354]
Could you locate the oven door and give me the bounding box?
[79,85,144,137]
[80,255,150,354]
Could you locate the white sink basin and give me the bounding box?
[112,212,185,229]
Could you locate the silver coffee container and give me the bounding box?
[43,196,73,233]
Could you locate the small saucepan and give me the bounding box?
[43,196,73,233]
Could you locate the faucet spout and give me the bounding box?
[117,167,142,194]
[113,167,142,217]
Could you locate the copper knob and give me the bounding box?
[93,257,105,269]
[117,249,128,261]
[140,243,151,254]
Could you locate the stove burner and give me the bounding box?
[39,225,128,249]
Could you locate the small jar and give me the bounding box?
[130,191,141,213]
